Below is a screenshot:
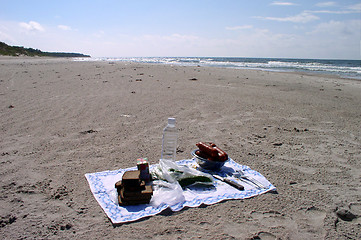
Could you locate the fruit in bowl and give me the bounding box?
[192,142,229,170]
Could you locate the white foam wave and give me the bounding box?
[73,57,361,79]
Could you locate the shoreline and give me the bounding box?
[2,55,360,81]
[1,58,360,239]
[73,56,361,81]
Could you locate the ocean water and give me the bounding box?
[75,57,361,80]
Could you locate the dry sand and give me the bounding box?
[0,57,360,239]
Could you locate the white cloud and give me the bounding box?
[309,20,361,36]
[315,2,337,7]
[309,3,361,14]
[92,30,105,38]
[307,4,361,14]
[0,20,87,54]
[163,33,200,41]
[226,25,253,30]
[256,12,319,23]
[271,1,297,6]
[19,21,45,32]
[0,30,16,43]
[302,20,361,59]
[108,28,316,58]
[222,24,358,59]
[306,10,352,14]
[0,17,359,59]
[133,33,200,48]
[58,25,71,31]
[347,3,361,12]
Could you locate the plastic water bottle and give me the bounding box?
[161,118,178,161]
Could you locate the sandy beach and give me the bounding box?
[1,57,360,239]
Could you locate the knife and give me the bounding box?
[233,170,267,189]
[213,175,244,191]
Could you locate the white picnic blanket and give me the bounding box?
[85,159,276,224]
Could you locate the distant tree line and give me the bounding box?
[0,41,91,58]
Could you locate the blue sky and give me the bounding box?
[0,0,360,59]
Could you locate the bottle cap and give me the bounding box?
[168,118,176,125]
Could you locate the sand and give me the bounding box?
[0,56,360,239]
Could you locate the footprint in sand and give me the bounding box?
[223,207,327,239]
[294,206,327,237]
[336,202,361,223]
